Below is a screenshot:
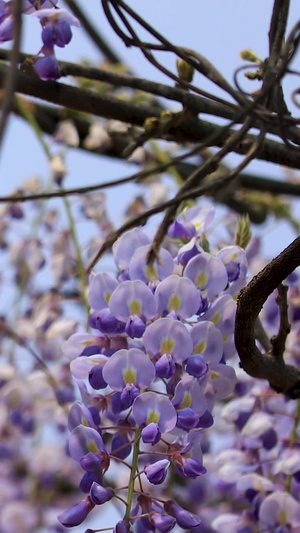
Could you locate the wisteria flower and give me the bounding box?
[184,251,228,298]
[133,391,177,443]
[259,492,300,530]
[109,279,156,337]
[143,317,193,364]
[102,348,155,392]
[112,227,150,271]
[128,244,174,282]
[155,274,200,318]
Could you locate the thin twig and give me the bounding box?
[63,0,121,64]
[0,144,205,203]
[86,127,265,272]
[147,116,257,264]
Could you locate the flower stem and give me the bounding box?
[61,191,89,316]
[125,425,140,521]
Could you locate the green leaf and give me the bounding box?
[235,215,252,249]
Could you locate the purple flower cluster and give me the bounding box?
[60,205,245,530]
[0,0,80,80]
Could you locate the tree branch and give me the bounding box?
[1,63,300,170]
[235,237,300,399]
[271,284,291,359]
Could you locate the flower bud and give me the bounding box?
[58,497,94,527]
[90,482,114,505]
[164,500,201,529]
[240,49,262,63]
[141,422,161,445]
[145,459,170,485]
[176,58,194,82]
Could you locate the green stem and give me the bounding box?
[286,398,300,492]
[125,425,140,521]
[61,192,89,315]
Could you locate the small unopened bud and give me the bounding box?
[176,58,194,82]
[240,49,262,64]
[144,117,159,133]
[235,214,252,249]
[245,70,262,81]
[160,110,173,123]
[50,153,67,186]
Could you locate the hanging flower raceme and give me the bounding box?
[60,204,247,531]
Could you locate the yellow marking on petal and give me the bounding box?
[129,300,141,316]
[104,291,112,304]
[145,264,157,281]
[87,441,99,454]
[123,368,136,385]
[82,417,89,427]
[83,338,100,346]
[88,358,106,366]
[211,370,220,380]
[193,340,206,354]
[169,295,180,311]
[211,312,221,325]
[278,510,287,525]
[194,222,203,231]
[147,411,159,425]
[223,335,228,342]
[180,392,192,408]
[196,273,208,289]
[161,338,175,354]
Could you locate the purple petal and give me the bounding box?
[68,425,105,461]
[133,391,177,433]
[113,228,150,271]
[109,279,156,321]
[90,482,114,505]
[58,498,94,527]
[190,321,223,365]
[184,252,228,298]
[102,348,155,391]
[155,275,200,318]
[143,317,193,362]
[145,459,170,484]
[34,55,59,81]
[88,272,118,311]
[164,501,201,529]
[129,245,174,282]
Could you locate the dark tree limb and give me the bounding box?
[271,284,291,359]
[1,62,300,170]
[235,237,300,399]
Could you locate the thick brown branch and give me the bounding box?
[271,284,291,359]
[235,237,300,398]
[0,63,300,169]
